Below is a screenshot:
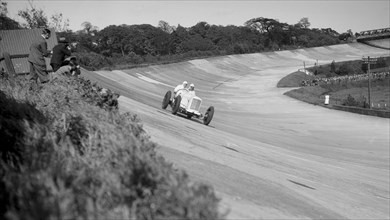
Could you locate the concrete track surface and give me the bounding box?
[81,42,390,219]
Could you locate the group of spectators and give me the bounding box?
[301,71,390,87]
[27,28,80,85]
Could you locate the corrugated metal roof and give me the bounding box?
[0,28,58,74]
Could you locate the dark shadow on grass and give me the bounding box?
[0,90,47,165]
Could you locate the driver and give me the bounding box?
[174,81,188,97]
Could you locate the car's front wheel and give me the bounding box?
[172,96,181,115]
[162,91,171,109]
[203,106,214,125]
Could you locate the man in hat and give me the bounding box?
[50,37,72,72]
[28,28,52,83]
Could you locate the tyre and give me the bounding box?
[172,95,181,115]
[162,91,171,109]
[203,106,214,125]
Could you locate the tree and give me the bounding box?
[0,15,20,30]
[0,1,20,30]
[1,0,7,16]
[81,21,99,35]
[170,25,190,53]
[245,17,288,48]
[330,60,336,73]
[320,28,339,37]
[18,0,48,28]
[297,17,310,29]
[338,32,350,41]
[158,20,175,34]
[189,21,210,37]
[244,17,283,34]
[337,62,354,76]
[49,13,69,32]
[98,25,131,56]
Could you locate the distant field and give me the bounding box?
[278,54,390,114]
[283,78,390,111]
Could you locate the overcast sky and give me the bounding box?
[6,0,390,33]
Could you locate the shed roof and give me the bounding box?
[0,28,58,74]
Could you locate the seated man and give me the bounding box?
[188,83,196,98]
[50,37,72,72]
[173,81,188,97]
[178,83,196,108]
[51,61,80,81]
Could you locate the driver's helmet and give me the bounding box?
[183,81,188,87]
[189,83,195,91]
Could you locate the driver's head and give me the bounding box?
[182,81,188,87]
[189,83,195,91]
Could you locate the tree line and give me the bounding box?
[1,0,349,70]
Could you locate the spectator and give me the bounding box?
[63,56,81,75]
[27,28,52,84]
[51,61,80,81]
[50,37,71,72]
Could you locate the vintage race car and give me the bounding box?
[162,89,214,125]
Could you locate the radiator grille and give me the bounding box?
[190,98,201,111]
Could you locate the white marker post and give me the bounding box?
[362,56,377,109]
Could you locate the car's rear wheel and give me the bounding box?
[172,96,181,115]
[162,91,171,109]
[203,106,214,125]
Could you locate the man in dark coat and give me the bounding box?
[50,37,72,72]
[27,28,52,83]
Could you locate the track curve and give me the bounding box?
[82,42,390,219]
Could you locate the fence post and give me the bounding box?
[3,52,16,77]
[367,56,372,109]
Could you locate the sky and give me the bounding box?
[5,0,390,34]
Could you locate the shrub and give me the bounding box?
[337,62,355,75]
[75,52,112,70]
[330,60,336,73]
[342,94,368,108]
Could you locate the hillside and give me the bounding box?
[0,75,222,219]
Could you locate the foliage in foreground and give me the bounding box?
[0,75,222,219]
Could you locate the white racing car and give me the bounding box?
[162,89,214,125]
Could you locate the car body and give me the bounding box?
[162,89,214,125]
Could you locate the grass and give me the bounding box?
[279,57,390,114]
[0,74,223,219]
[284,78,390,111]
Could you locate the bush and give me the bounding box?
[337,63,355,76]
[75,52,113,70]
[342,94,368,108]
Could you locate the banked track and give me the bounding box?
[81,42,390,219]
